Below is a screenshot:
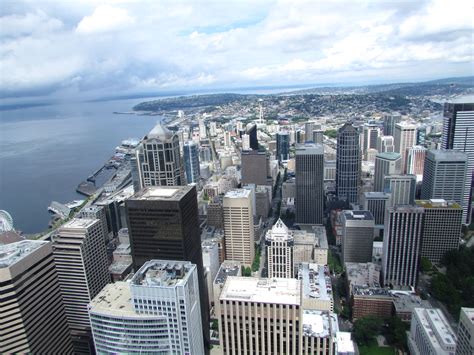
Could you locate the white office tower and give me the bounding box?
[89,261,204,354]
[224,130,231,148]
[394,122,417,172]
[408,308,457,355]
[377,135,395,153]
[266,218,293,279]
[223,189,255,266]
[457,308,474,355]
[210,121,217,137]
[382,206,424,288]
[406,145,427,181]
[199,118,207,139]
[53,218,110,352]
[374,152,401,192]
[241,133,250,150]
[384,174,417,205]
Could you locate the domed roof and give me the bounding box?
[145,122,174,140]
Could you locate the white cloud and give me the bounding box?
[76,5,134,34]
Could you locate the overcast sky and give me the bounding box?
[1,0,473,99]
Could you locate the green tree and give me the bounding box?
[324,129,337,138]
[420,257,432,273]
[385,316,408,350]
[353,316,383,345]
[242,266,252,277]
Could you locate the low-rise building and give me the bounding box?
[299,263,334,312]
[352,286,393,321]
[392,292,431,322]
[345,262,381,296]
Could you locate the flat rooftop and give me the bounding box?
[296,225,328,249]
[89,282,135,316]
[132,260,195,288]
[414,308,456,350]
[301,310,337,339]
[62,218,98,230]
[415,199,462,209]
[342,210,374,221]
[353,285,391,297]
[364,191,391,199]
[295,143,324,155]
[224,189,251,198]
[132,186,192,201]
[0,240,47,268]
[428,149,468,161]
[214,261,241,285]
[220,276,300,305]
[299,263,332,301]
[393,293,431,313]
[376,152,401,160]
[461,307,474,324]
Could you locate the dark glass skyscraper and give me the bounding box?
[295,143,324,224]
[125,186,209,346]
[183,140,200,184]
[276,131,290,162]
[246,123,259,150]
[336,122,361,204]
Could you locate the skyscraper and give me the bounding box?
[382,205,424,287]
[295,143,324,224]
[441,102,474,224]
[383,113,401,136]
[421,150,467,208]
[276,131,290,162]
[53,218,110,353]
[406,145,427,180]
[312,130,324,144]
[135,123,186,188]
[416,199,463,264]
[223,189,255,266]
[341,210,375,264]
[384,174,416,205]
[89,261,204,354]
[265,218,293,278]
[183,140,200,184]
[336,122,361,204]
[377,135,395,153]
[0,241,72,354]
[394,122,417,173]
[245,123,258,150]
[125,186,209,345]
[363,192,391,226]
[241,150,272,186]
[374,152,401,192]
[363,123,380,159]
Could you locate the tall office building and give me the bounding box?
[374,152,401,192]
[183,140,200,184]
[363,123,381,158]
[341,210,375,263]
[79,204,109,242]
[394,122,417,173]
[246,123,259,150]
[442,102,474,224]
[53,218,110,353]
[276,131,290,162]
[421,149,468,219]
[135,123,186,188]
[416,125,427,145]
[89,261,204,354]
[362,192,391,226]
[199,118,207,139]
[416,199,463,263]
[295,143,324,224]
[125,186,209,345]
[457,307,474,355]
[265,218,293,279]
[0,241,72,354]
[382,206,424,287]
[223,189,255,266]
[312,130,324,144]
[384,174,417,205]
[383,113,401,136]
[377,135,395,153]
[336,122,361,204]
[305,121,315,141]
[241,150,272,186]
[406,145,427,179]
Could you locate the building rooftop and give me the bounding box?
[214,261,241,285]
[364,191,391,199]
[265,218,292,242]
[413,308,457,351]
[376,152,401,160]
[461,307,474,324]
[393,293,431,313]
[295,143,324,155]
[336,332,355,353]
[132,186,192,201]
[224,189,251,199]
[220,276,300,305]
[145,122,174,140]
[299,263,332,302]
[342,210,374,221]
[132,260,195,288]
[415,199,462,209]
[427,149,468,161]
[353,285,391,297]
[296,225,328,249]
[0,240,48,268]
[346,262,381,288]
[301,310,338,339]
[62,218,99,230]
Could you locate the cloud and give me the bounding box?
[76,5,134,34]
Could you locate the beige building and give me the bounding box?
[0,241,72,354]
[293,226,328,274]
[266,218,294,278]
[393,122,417,173]
[223,189,255,266]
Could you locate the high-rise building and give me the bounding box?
[79,205,109,242]
[363,123,381,159]
[394,122,417,173]
[199,118,207,139]
[377,135,395,153]
[442,102,474,224]
[341,210,375,263]
[207,199,224,229]
[382,205,424,287]
[223,189,255,266]
[457,307,474,355]
[276,131,290,162]
[416,125,427,145]
[265,218,293,278]
[183,140,200,184]
[362,192,391,226]
[0,241,72,354]
[408,308,457,355]
[383,113,401,136]
[241,133,250,150]
[384,174,417,205]
[374,152,401,192]
[295,143,324,224]
[416,199,463,264]
[241,150,272,186]
[305,121,315,141]
[135,123,186,188]
[421,149,467,216]
[313,130,324,144]
[125,186,209,345]
[53,218,110,353]
[246,123,259,150]
[336,122,361,204]
[406,145,427,180]
[89,261,204,354]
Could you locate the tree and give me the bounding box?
[385,316,408,350]
[420,257,432,273]
[242,266,252,277]
[353,316,383,345]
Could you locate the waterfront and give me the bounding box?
[0,99,161,233]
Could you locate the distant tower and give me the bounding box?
[241,133,250,150]
[442,102,474,224]
[394,122,417,173]
[183,140,200,184]
[363,192,391,226]
[295,143,324,224]
[265,218,293,279]
[406,145,427,180]
[135,123,186,188]
[199,118,207,139]
[313,130,324,144]
[383,113,401,136]
[246,123,258,150]
[276,131,290,162]
[384,174,417,206]
[377,135,395,153]
[336,122,361,204]
[363,123,380,159]
[241,150,271,186]
[374,152,401,192]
